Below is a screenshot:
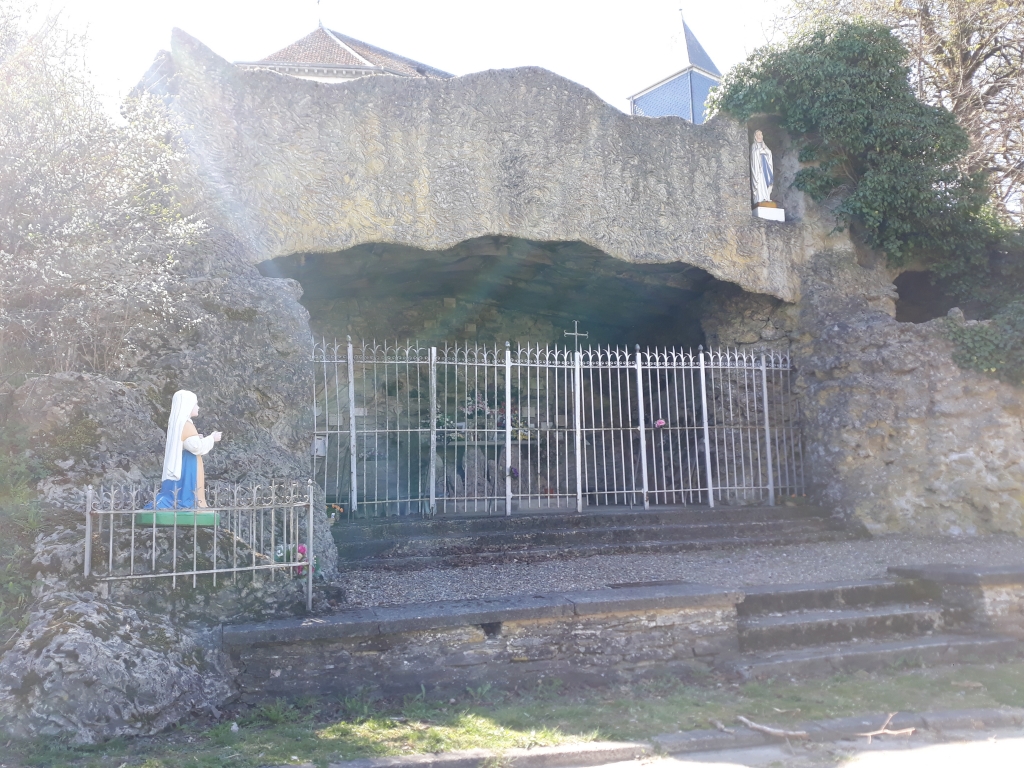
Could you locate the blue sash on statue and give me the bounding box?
[139,450,216,525]
[153,450,198,509]
[761,154,774,188]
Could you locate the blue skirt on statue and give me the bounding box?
[155,450,199,508]
[139,451,217,525]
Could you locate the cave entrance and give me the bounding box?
[259,237,804,517]
[259,236,712,347]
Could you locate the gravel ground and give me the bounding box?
[340,535,1024,607]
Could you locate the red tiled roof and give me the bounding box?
[260,27,366,68]
[328,29,452,78]
[257,25,452,78]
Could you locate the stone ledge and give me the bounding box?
[323,742,650,768]
[560,584,741,617]
[222,584,741,647]
[889,564,1024,586]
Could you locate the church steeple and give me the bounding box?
[628,17,722,123]
[680,19,720,77]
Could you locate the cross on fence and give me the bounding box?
[563,320,589,352]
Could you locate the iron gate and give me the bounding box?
[312,339,804,518]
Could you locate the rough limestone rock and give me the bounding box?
[144,30,823,303]
[0,525,327,742]
[795,252,1024,535]
[8,273,318,496]
[703,248,1024,534]
[0,588,232,744]
[131,270,318,486]
[0,528,235,746]
[12,373,165,505]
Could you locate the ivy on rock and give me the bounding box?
[946,301,1024,387]
[708,21,1023,386]
[707,21,996,273]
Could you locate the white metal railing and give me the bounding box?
[83,480,315,610]
[312,339,803,519]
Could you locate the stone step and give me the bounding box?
[722,633,1021,680]
[737,603,943,651]
[336,518,837,561]
[738,579,940,617]
[338,529,850,571]
[336,504,837,541]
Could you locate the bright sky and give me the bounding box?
[48,0,788,114]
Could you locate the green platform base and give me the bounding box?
[134,511,219,527]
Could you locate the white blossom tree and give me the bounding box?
[0,2,204,382]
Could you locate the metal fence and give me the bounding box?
[83,481,315,609]
[312,339,804,519]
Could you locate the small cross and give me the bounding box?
[564,320,589,352]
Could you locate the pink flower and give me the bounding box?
[655,419,666,428]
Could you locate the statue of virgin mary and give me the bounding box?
[153,390,222,509]
[750,129,774,205]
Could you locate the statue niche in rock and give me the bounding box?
[751,130,784,222]
[143,390,222,523]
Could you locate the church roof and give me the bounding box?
[247,25,453,78]
[628,20,721,105]
[681,21,720,77]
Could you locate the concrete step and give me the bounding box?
[722,633,1022,680]
[338,529,851,571]
[738,579,940,617]
[336,518,837,561]
[336,504,838,541]
[738,603,943,651]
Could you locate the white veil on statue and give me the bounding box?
[162,390,198,481]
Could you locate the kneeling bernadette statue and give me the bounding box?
[154,390,222,510]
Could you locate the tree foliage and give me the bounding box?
[706,22,999,275]
[782,0,1024,223]
[0,2,203,383]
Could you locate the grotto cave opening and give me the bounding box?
[258,237,803,517]
[894,271,963,323]
[258,236,720,349]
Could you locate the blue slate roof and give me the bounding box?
[628,21,721,124]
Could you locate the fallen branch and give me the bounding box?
[711,719,735,734]
[737,715,809,740]
[856,712,915,744]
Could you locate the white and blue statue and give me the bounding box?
[153,390,222,508]
[750,129,774,205]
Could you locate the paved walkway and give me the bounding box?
[340,534,1024,607]
[611,730,1024,767]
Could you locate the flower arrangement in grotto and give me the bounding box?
[460,390,494,418]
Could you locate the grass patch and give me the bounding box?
[6,660,1024,767]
